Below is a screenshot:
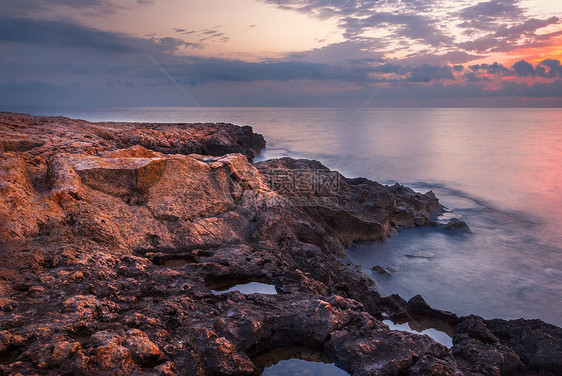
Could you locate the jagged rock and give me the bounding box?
[0,112,560,376]
[453,316,525,375]
[124,329,164,367]
[485,318,562,375]
[255,158,441,246]
[443,218,471,233]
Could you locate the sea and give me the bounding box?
[3,106,561,327]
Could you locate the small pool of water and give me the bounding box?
[151,253,197,267]
[383,319,453,348]
[253,346,349,376]
[212,282,277,295]
[261,358,349,376]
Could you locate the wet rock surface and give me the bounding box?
[0,112,560,375]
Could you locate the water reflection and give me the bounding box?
[211,281,277,295]
[252,346,349,376]
[383,319,453,348]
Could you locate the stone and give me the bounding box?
[125,329,164,367]
[0,112,559,376]
[443,218,471,233]
[371,265,394,275]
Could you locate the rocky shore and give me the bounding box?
[0,112,560,375]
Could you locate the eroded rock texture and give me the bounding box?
[0,112,559,376]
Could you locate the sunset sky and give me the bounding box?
[1,0,561,106]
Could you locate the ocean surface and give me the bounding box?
[3,106,561,326]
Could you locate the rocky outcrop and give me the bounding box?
[0,112,265,161]
[255,158,440,248]
[0,112,560,376]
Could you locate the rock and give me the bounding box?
[72,154,167,201]
[0,112,559,376]
[443,218,471,233]
[125,329,164,367]
[485,318,562,375]
[371,265,394,275]
[255,157,442,247]
[453,316,525,375]
[386,295,460,331]
[455,316,499,345]
[51,341,82,362]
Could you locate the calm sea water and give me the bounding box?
[3,106,561,326]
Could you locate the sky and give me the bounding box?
[0,0,561,107]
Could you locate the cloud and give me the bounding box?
[398,51,482,66]
[456,1,561,53]
[494,17,560,38]
[405,64,455,82]
[0,17,139,52]
[469,62,512,75]
[343,13,453,46]
[262,0,560,68]
[498,79,562,97]
[466,59,562,79]
[0,0,124,17]
[512,60,536,76]
[540,59,562,78]
[287,40,386,64]
[0,14,561,107]
[511,59,562,78]
[164,59,395,85]
[261,0,454,49]
[457,0,523,27]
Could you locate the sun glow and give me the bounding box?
[63,0,344,59]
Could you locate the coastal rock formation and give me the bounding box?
[0,112,560,376]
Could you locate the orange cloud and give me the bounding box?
[504,33,562,65]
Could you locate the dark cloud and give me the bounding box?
[464,71,490,82]
[456,1,560,53]
[398,51,482,66]
[287,40,387,65]
[466,59,562,79]
[261,0,453,48]
[540,59,562,78]
[457,19,561,53]
[167,59,376,85]
[494,17,559,38]
[498,79,562,97]
[0,17,139,52]
[406,64,455,82]
[0,0,122,17]
[510,59,562,78]
[458,0,523,22]
[0,13,560,107]
[458,35,509,52]
[372,64,408,75]
[469,62,511,75]
[343,13,453,46]
[156,37,201,50]
[0,17,465,92]
[512,60,535,77]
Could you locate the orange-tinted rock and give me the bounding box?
[125,329,164,367]
[0,112,559,376]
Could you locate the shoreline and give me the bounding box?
[1,112,560,375]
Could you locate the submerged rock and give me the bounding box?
[371,265,394,275]
[0,112,559,376]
